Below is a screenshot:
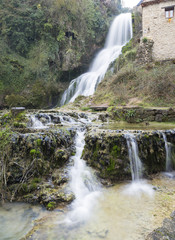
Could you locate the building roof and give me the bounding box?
[141,0,173,7]
[137,0,144,6]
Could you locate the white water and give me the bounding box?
[124,133,154,196]
[125,133,143,181]
[162,132,173,172]
[30,116,46,129]
[65,129,101,225]
[60,13,132,105]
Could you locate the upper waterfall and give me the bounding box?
[60,13,132,106]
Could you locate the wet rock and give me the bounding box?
[83,129,173,182]
[98,114,109,122]
[1,128,76,203]
[146,211,175,240]
[11,107,25,117]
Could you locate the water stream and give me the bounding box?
[60,13,132,105]
[125,133,143,181]
[65,129,101,225]
[162,132,173,172]
[5,175,174,240]
[124,133,154,196]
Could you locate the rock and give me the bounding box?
[90,104,108,111]
[83,129,170,182]
[146,211,175,240]
[11,107,25,116]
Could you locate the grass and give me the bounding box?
[92,61,175,108]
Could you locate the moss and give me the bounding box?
[111,145,120,158]
[36,139,42,146]
[107,158,116,172]
[13,122,27,128]
[21,183,28,193]
[81,106,90,111]
[29,182,37,192]
[30,149,41,157]
[24,193,34,199]
[142,37,148,43]
[47,201,56,211]
[32,178,41,183]
[15,112,26,122]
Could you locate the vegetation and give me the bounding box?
[0,0,121,109]
[88,12,175,109]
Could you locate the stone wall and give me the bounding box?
[142,1,175,61]
[111,107,175,123]
[136,39,154,64]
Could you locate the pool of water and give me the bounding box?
[0,203,46,240]
[9,174,174,240]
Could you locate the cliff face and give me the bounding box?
[0,0,121,108]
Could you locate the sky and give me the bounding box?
[122,0,141,8]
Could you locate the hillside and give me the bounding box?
[74,12,175,110]
[0,0,121,109]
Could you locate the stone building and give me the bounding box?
[141,0,175,61]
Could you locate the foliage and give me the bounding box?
[0,0,121,108]
[142,37,148,43]
[0,127,13,202]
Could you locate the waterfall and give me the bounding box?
[65,129,101,225]
[125,133,143,181]
[60,13,132,105]
[123,133,154,196]
[162,133,173,172]
[30,116,46,129]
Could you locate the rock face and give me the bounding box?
[146,211,175,240]
[0,128,76,207]
[83,129,175,182]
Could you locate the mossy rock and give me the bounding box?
[46,201,56,210]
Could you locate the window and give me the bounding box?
[165,7,174,19]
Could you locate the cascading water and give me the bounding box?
[60,13,132,105]
[30,116,46,129]
[162,132,173,172]
[124,133,154,196]
[125,133,143,181]
[65,129,101,225]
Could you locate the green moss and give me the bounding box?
[30,149,41,157]
[29,182,37,192]
[111,145,120,158]
[142,37,148,43]
[13,122,26,128]
[107,158,115,172]
[32,178,41,184]
[36,139,42,146]
[47,201,56,211]
[21,183,28,193]
[81,106,90,111]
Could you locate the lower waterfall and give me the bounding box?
[162,132,173,172]
[124,133,154,196]
[125,133,143,181]
[65,129,101,225]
